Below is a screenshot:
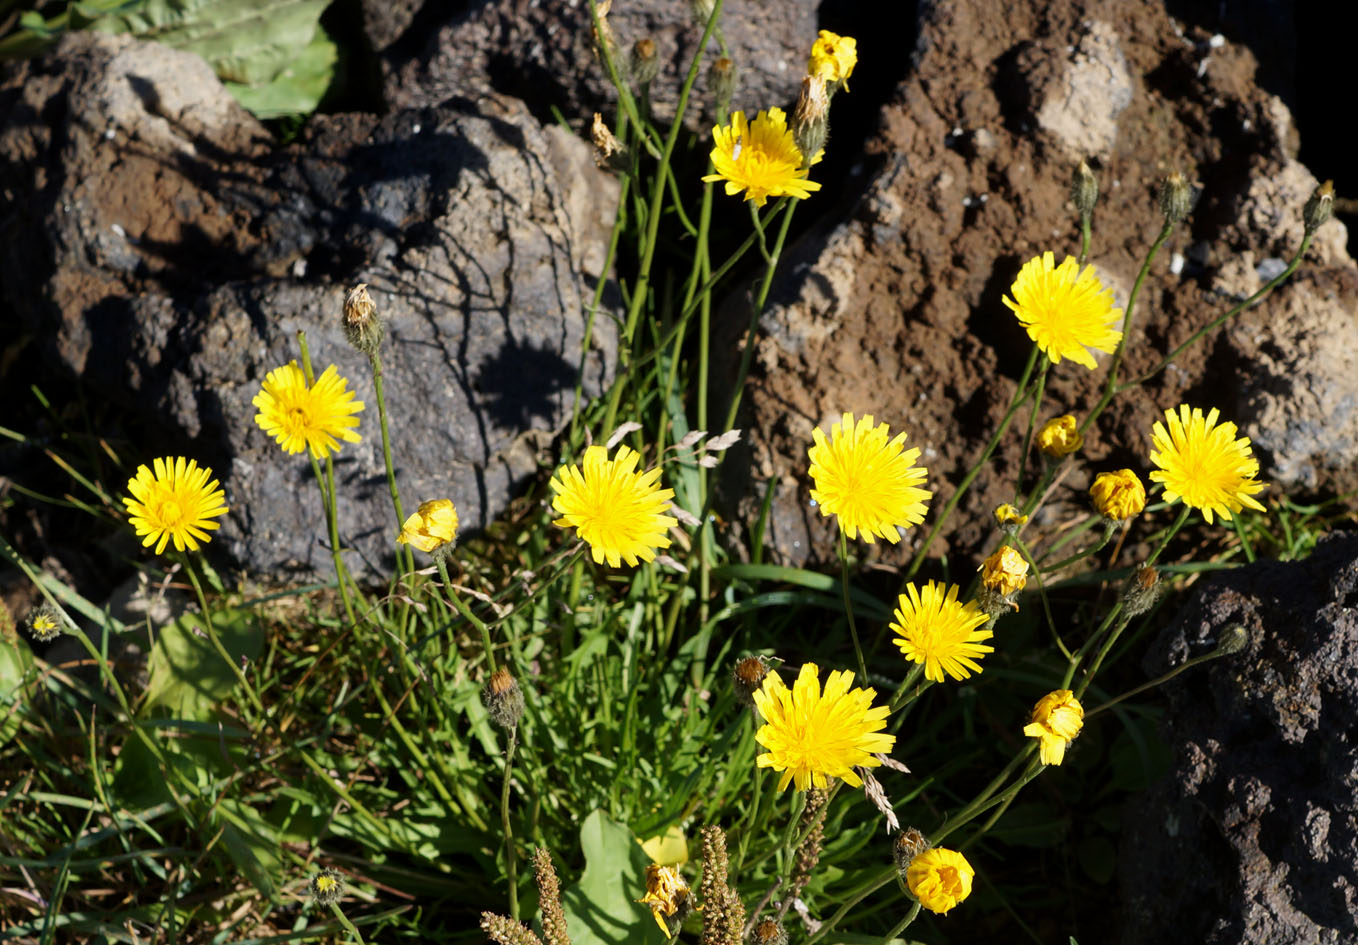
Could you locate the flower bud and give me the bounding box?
[630,38,659,87]
[1122,565,1162,617]
[690,0,716,25]
[708,57,737,118]
[792,74,829,166]
[732,655,768,706]
[1214,624,1249,656]
[1158,172,1194,225]
[1089,469,1146,522]
[1035,415,1083,458]
[749,918,788,945]
[993,503,1029,530]
[396,498,459,556]
[482,668,525,730]
[1023,689,1084,765]
[1071,160,1099,219]
[1304,180,1334,233]
[343,283,383,356]
[892,826,931,873]
[807,30,857,94]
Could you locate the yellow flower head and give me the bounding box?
[1003,252,1123,369]
[253,362,364,458]
[752,662,896,792]
[637,864,691,934]
[1036,414,1083,458]
[891,581,993,683]
[808,30,857,89]
[701,108,822,207]
[906,847,975,915]
[808,412,932,544]
[1149,404,1267,524]
[1023,689,1084,765]
[27,604,63,643]
[993,503,1029,528]
[123,456,229,555]
[397,498,459,553]
[309,868,344,905]
[1090,469,1146,522]
[549,445,678,568]
[979,545,1028,597]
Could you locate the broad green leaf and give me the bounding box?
[223,27,336,118]
[560,810,668,945]
[0,631,36,746]
[217,797,281,896]
[143,607,263,721]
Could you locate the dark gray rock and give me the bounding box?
[0,33,618,580]
[1119,532,1358,944]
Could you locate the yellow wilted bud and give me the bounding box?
[1089,469,1146,522]
[1023,689,1084,765]
[1035,415,1083,458]
[980,545,1028,597]
[396,498,459,555]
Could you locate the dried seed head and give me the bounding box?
[792,74,829,166]
[1158,172,1195,224]
[892,827,931,873]
[1071,160,1099,218]
[749,918,788,945]
[732,656,768,706]
[482,668,525,730]
[1122,565,1163,617]
[631,38,659,86]
[480,912,545,945]
[708,57,737,118]
[1304,180,1334,233]
[343,283,384,356]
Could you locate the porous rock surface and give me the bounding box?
[1119,532,1358,944]
[0,32,617,579]
[725,0,1358,568]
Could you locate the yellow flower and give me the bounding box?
[1090,469,1146,521]
[1024,689,1084,765]
[549,445,678,567]
[1149,404,1267,524]
[891,581,993,683]
[979,545,1028,596]
[752,662,896,791]
[808,30,857,89]
[309,868,344,905]
[993,503,1028,527]
[807,412,932,544]
[123,456,229,555]
[906,847,975,915]
[253,362,364,458]
[397,498,459,553]
[1035,414,1083,457]
[637,864,691,934]
[701,108,822,207]
[1002,252,1123,369]
[26,604,63,643]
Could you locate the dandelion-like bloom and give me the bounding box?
[807,412,932,544]
[1003,252,1123,369]
[1036,414,1083,457]
[993,503,1028,527]
[979,545,1028,596]
[27,604,62,643]
[309,868,344,905]
[637,864,691,934]
[701,108,822,207]
[808,30,857,89]
[1090,469,1146,522]
[752,662,896,792]
[123,456,229,555]
[891,581,993,683]
[253,362,364,458]
[549,445,678,567]
[1149,404,1267,524]
[397,498,459,553]
[1023,689,1084,765]
[906,847,975,915]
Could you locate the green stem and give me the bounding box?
[501,725,521,919]
[328,902,366,944]
[435,555,497,672]
[880,903,922,944]
[838,530,867,681]
[369,350,415,586]
[310,453,358,627]
[1015,359,1049,491]
[180,554,265,716]
[1078,213,1092,265]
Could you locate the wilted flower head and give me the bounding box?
[1089,469,1146,522]
[1023,689,1084,765]
[979,545,1028,597]
[732,655,770,706]
[993,503,1028,528]
[1149,405,1267,524]
[482,667,525,731]
[549,445,678,568]
[1036,414,1083,458]
[1003,252,1123,369]
[637,864,691,934]
[123,456,229,555]
[807,412,932,544]
[397,498,459,554]
[309,868,344,905]
[807,30,857,90]
[26,603,64,643]
[906,847,975,914]
[701,108,822,207]
[342,283,383,355]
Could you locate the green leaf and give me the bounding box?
[217,797,281,896]
[560,810,668,945]
[0,631,36,746]
[143,606,264,721]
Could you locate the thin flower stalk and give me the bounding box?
[500,725,521,919]
[839,531,867,680]
[434,556,497,673]
[368,347,417,601]
[1015,359,1050,491]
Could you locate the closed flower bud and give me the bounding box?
[749,918,788,945]
[892,826,931,873]
[792,74,829,165]
[482,668,525,730]
[630,38,659,87]
[993,503,1029,529]
[590,0,618,67]
[397,498,459,557]
[309,868,344,905]
[1304,180,1334,233]
[732,655,769,706]
[980,545,1028,597]
[1035,415,1083,458]
[1158,172,1195,225]
[807,30,857,94]
[343,283,383,356]
[1089,469,1146,522]
[708,57,737,117]
[590,112,627,170]
[1214,624,1249,656]
[1071,160,1099,218]
[26,603,64,643]
[1122,565,1162,617]
[1023,689,1084,765]
[690,0,716,25]
[905,847,975,915]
